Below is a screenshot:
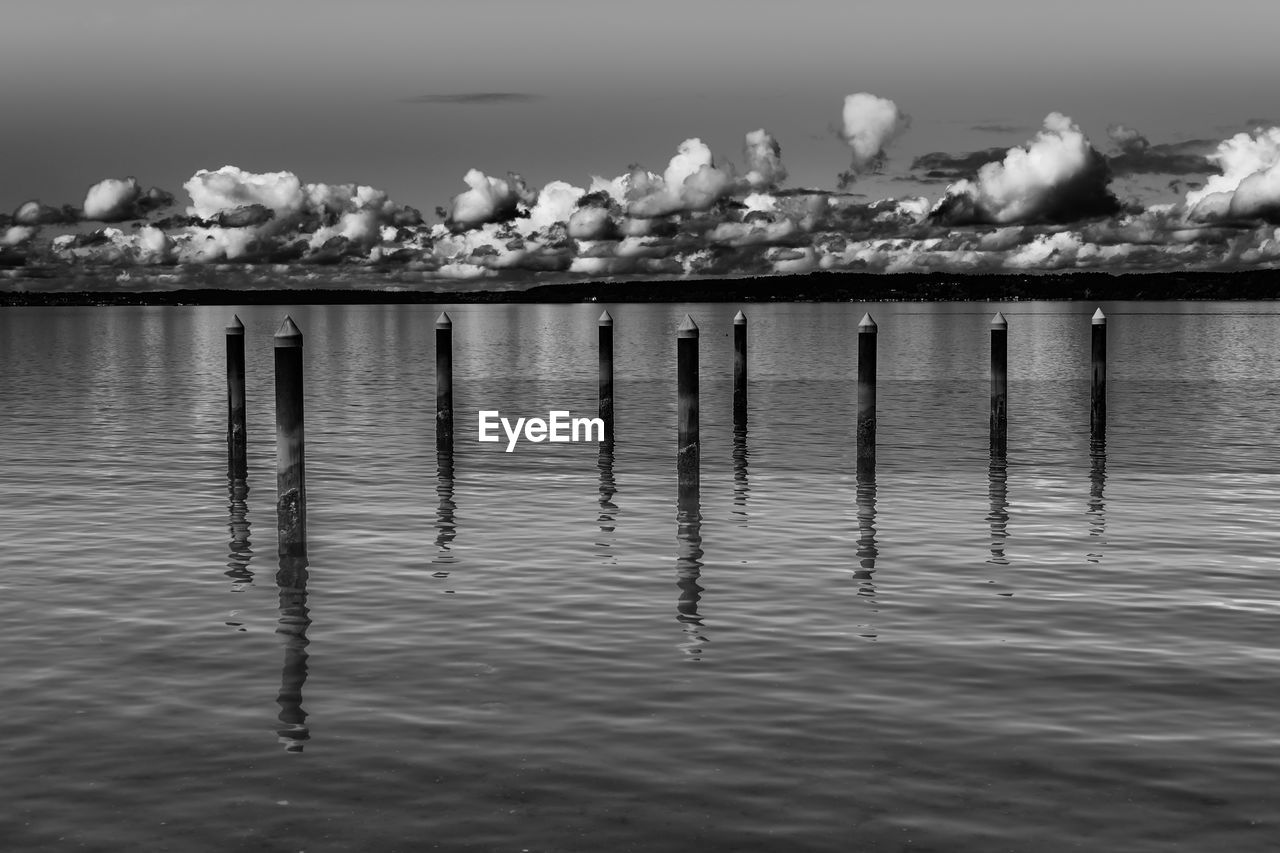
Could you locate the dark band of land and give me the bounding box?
[3,270,1279,306]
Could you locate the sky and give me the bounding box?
[3,0,1280,279]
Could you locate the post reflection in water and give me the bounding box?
[596,440,618,562]
[433,424,457,578]
[226,474,254,593]
[987,452,1010,566]
[732,425,750,522]
[675,487,706,659]
[854,475,879,640]
[275,553,311,752]
[1087,439,1107,563]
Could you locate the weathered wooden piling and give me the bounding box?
[677,315,699,500]
[226,315,247,478]
[599,310,614,439]
[990,311,1008,455]
[733,310,747,427]
[436,312,454,441]
[274,316,307,558]
[856,313,877,482]
[1091,308,1106,442]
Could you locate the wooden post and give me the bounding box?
[677,315,699,503]
[733,310,747,428]
[226,315,247,478]
[856,313,877,482]
[1091,308,1106,443]
[990,311,1008,456]
[274,316,306,558]
[599,310,614,439]
[436,312,453,442]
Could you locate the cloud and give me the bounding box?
[82,177,175,222]
[1186,126,1280,223]
[401,93,542,105]
[838,93,909,186]
[1104,125,1214,177]
[3,225,37,247]
[910,148,1008,182]
[447,169,526,229]
[931,113,1120,225]
[185,167,306,220]
[13,200,78,226]
[625,138,735,218]
[743,129,787,190]
[972,123,1025,134]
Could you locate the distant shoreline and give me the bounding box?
[3,270,1279,306]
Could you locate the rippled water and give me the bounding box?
[3,299,1280,851]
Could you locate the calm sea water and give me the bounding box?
[2,299,1279,852]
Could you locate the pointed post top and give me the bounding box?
[599,310,613,326]
[677,314,699,338]
[1092,308,1106,325]
[734,310,747,325]
[991,311,1008,330]
[858,312,877,332]
[436,311,452,329]
[274,316,302,347]
[226,314,244,335]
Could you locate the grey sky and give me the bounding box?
[2,0,1277,214]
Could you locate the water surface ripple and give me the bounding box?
[2,300,1278,851]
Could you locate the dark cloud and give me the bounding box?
[972,123,1025,134]
[930,114,1121,226]
[1245,117,1278,127]
[13,200,79,226]
[1104,125,1214,176]
[910,147,1008,181]
[401,92,542,105]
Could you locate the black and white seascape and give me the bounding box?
[3,2,1280,851]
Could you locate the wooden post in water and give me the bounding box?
[599,310,614,439]
[226,315,247,478]
[856,313,877,482]
[274,316,306,558]
[1091,308,1106,443]
[436,312,454,442]
[990,311,1008,456]
[677,315,700,502]
[733,310,747,428]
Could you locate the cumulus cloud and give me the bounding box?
[82,177,175,222]
[3,225,38,247]
[625,138,735,218]
[185,167,305,220]
[838,93,909,186]
[1186,126,1280,223]
[13,200,78,226]
[930,113,1120,225]
[743,129,787,190]
[447,169,527,229]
